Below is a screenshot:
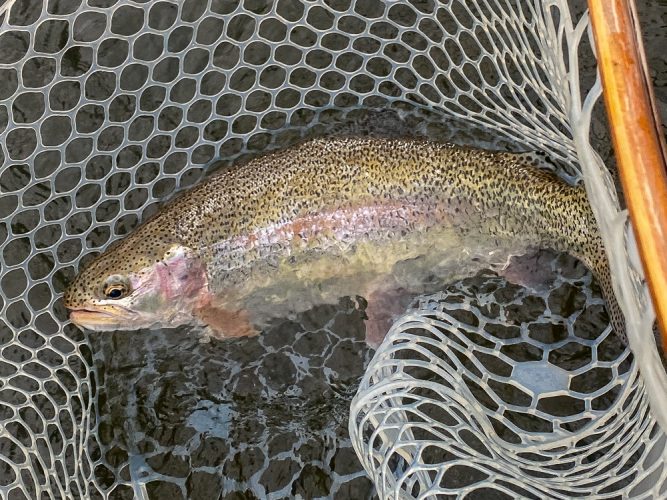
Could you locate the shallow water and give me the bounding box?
[84,248,629,499]
[90,299,374,498]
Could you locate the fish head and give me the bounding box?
[64,239,211,332]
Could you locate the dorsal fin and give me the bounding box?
[512,151,581,186]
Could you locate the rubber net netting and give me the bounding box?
[0,0,665,498]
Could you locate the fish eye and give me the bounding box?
[102,276,130,300]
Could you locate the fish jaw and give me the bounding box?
[68,305,141,331]
[66,245,213,332]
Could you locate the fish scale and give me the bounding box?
[64,136,625,344]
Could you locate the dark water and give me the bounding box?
[87,249,628,499]
[91,300,373,499]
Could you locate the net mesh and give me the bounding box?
[0,0,664,498]
[351,256,666,498]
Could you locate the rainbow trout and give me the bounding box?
[64,137,625,344]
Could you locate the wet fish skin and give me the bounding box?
[63,137,624,343]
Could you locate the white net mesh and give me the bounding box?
[351,258,666,498]
[0,0,665,498]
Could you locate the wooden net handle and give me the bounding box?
[588,0,667,351]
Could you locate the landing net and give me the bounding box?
[0,0,664,498]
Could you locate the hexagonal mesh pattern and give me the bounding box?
[0,0,664,498]
[351,253,666,498]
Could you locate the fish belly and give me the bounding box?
[210,224,525,328]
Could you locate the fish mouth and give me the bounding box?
[68,306,137,331]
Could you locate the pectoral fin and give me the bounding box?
[194,304,259,339]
